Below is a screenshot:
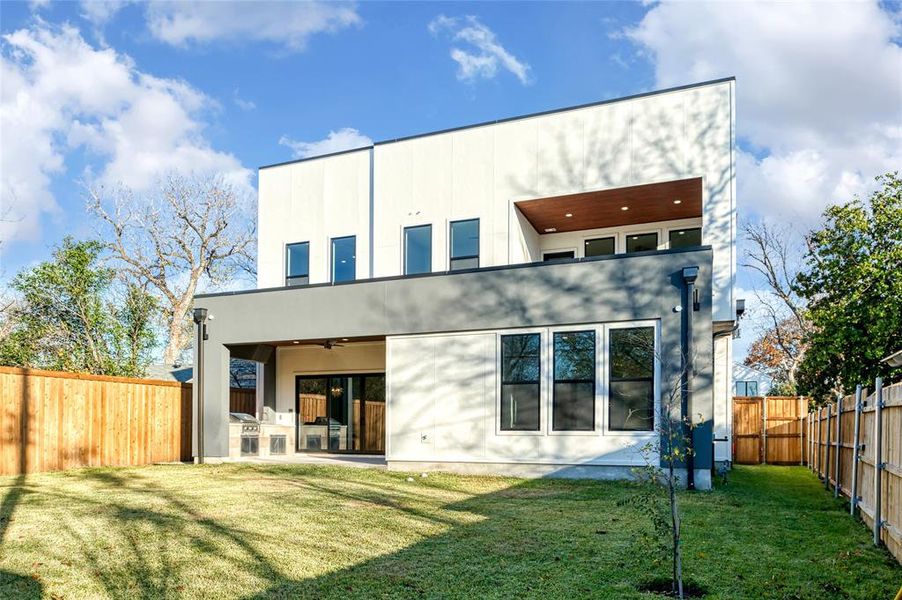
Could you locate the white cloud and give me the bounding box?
[232,89,256,111]
[624,1,902,223]
[279,128,372,159]
[79,1,132,27]
[429,15,533,85]
[0,23,252,243]
[145,1,360,51]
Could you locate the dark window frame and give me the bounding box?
[735,381,759,396]
[499,332,542,432]
[607,325,657,433]
[584,236,616,258]
[668,227,702,249]
[330,235,357,283]
[449,218,480,271]
[542,249,576,262]
[285,241,310,286]
[403,224,433,275]
[625,232,659,254]
[552,330,596,432]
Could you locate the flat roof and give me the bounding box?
[259,76,735,171]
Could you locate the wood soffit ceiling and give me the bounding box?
[515,177,703,234]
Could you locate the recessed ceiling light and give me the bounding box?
[673,199,682,205]
[544,227,557,233]
[564,213,573,218]
[292,341,300,344]
[631,236,638,240]
[621,206,629,211]
[341,338,349,342]
[678,231,685,235]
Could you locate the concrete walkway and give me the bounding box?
[235,453,386,469]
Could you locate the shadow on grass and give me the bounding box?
[1,465,900,599]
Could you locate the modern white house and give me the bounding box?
[192,77,739,490]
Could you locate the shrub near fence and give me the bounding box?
[0,366,256,476]
[808,379,902,565]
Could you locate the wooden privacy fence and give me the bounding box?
[0,366,256,476]
[732,396,808,465]
[807,379,902,565]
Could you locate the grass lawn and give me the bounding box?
[0,464,899,599]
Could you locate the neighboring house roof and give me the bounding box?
[145,363,194,383]
[144,359,257,388]
[732,362,775,386]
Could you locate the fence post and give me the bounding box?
[834,394,842,498]
[816,407,822,475]
[800,397,805,466]
[873,377,884,546]
[850,384,862,516]
[824,403,832,490]
[762,396,768,464]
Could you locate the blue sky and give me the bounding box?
[2,1,901,360]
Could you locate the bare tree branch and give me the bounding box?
[87,173,256,365]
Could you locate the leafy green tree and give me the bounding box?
[0,237,157,377]
[796,172,902,398]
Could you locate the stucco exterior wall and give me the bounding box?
[194,248,715,485]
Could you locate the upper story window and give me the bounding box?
[735,381,759,396]
[609,327,655,431]
[584,236,615,258]
[543,250,575,262]
[404,225,432,275]
[552,331,596,431]
[669,227,702,249]
[500,333,541,432]
[450,219,480,271]
[285,242,309,286]
[626,233,658,254]
[331,236,356,283]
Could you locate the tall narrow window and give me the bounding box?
[553,331,595,431]
[285,242,309,286]
[669,228,702,249]
[500,333,541,431]
[626,233,658,253]
[609,327,655,431]
[584,237,615,257]
[331,236,356,283]
[450,219,479,271]
[404,225,432,275]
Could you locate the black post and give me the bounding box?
[681,266,699,490]
[193,307,208,464]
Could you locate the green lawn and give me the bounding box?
[0,464,898,599]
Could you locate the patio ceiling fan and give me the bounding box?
[320,339,344,350]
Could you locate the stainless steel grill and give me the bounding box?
[230,413,259,456]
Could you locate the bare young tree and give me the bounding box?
[87,174,255,365]
[742,220,810,391]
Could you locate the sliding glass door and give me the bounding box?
[296,374,385,454]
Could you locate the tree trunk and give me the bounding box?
[163,305,189,366]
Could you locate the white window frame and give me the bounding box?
[546,324,602,437]
[495,327,547,436]
[604,320,661,436]
[493,320,661,438]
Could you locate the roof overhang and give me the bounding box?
[515,177,703,234]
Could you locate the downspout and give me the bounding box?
[681,267,699,490]
[193,308,208,464]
